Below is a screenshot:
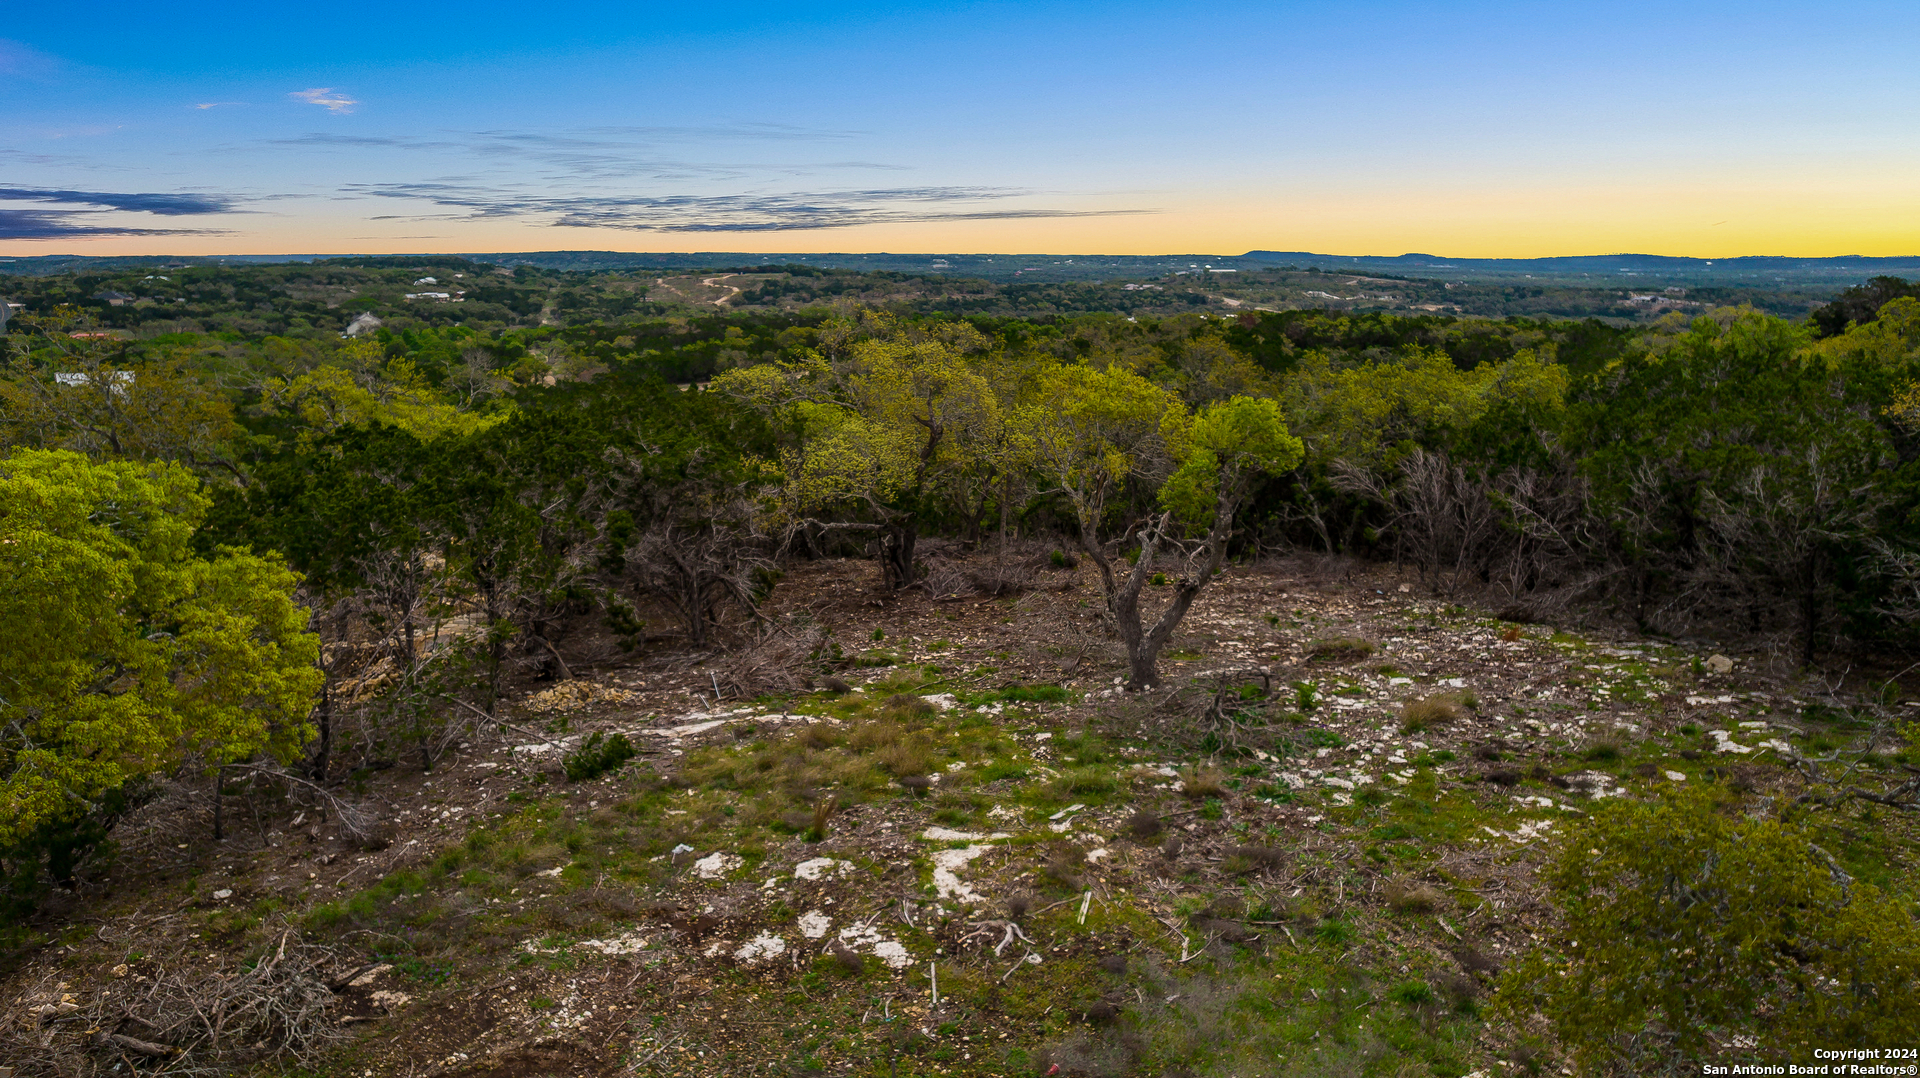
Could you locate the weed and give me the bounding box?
[1291,680,1319,713]
[1314,917,1356,946]
[805,801,833,843]
[1388,980,1437,1006]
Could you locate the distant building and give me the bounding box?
[414,277,439,285]
[344,311,384,337]
[404,292,452,301]
[55,371,135,394]
[93,290,135,306]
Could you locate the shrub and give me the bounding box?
[1498,786,1920,1067]
[563,731,637,782]
[1221,845,1285,875]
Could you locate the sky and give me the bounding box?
[2,0,1917,258]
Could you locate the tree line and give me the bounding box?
[4,287,1920,920]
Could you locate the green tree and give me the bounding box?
[1029,374,1301,688]
[0,309,244,479]
[1565,313,1896,661]
[0,450,320,873]
[715,320,1005,588]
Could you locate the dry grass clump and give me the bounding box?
[1178,766,1228,800]
[827,938,865,974]
[796,724,839,751]
[1384,877,1443,914]
[1400,693,1469,734]
[1220,845,1287,876]
[1307,636,1376,662]
[884,693,936,717]
[1042,844,1088,891]
[845,716,936,776]
[1124,810,1164,842]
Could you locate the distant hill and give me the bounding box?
[1239,251,1920,287]
[5,249,1919,288]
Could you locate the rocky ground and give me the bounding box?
[3,552,1913,1078]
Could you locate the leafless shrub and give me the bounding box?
[712,620,828,698]
[34,930,346,1072]
[612,452,774,648]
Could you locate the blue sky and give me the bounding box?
[3,0,1917,256]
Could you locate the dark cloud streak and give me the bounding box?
[0,185,237,215]
[0,209,229,239]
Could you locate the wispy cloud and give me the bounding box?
[356,183,1151,233]
[262,125,900,182]
[289,88,358,114]
[193,101,245,110]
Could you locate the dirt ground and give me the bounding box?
[3,550,1905,1078]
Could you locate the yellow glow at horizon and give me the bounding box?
[8,177,1918,259]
